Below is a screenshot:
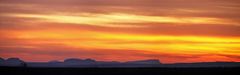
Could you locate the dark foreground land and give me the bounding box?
[0,67,239,75]
[1,58,240,75]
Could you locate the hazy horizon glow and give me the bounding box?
[0,0,240,63]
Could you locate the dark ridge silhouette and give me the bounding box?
[126,59,161,64]
[64,58,96,64]
[0,57,240,68]
[0,58,4,62]
[0,58,26,67]
[48,60,61,63]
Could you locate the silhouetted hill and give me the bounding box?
[64,58,96,64]
[1,58,240,68]
[0,58,26,67]
[0,58,4,62]
[126,59,160,64]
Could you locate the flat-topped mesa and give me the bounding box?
[125,59,161,64]
[64,58,96,64]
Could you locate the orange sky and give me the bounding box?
[0,0,240,63]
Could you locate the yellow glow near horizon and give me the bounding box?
[6,30,240,55]
[10,30,240,43]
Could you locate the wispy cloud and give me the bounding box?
[6,13,239,28]
[0,0,240,63]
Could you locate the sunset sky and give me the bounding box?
[0,0,240,63]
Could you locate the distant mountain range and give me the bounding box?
[0,58,240,68]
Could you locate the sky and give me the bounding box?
[0,0,240,63]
